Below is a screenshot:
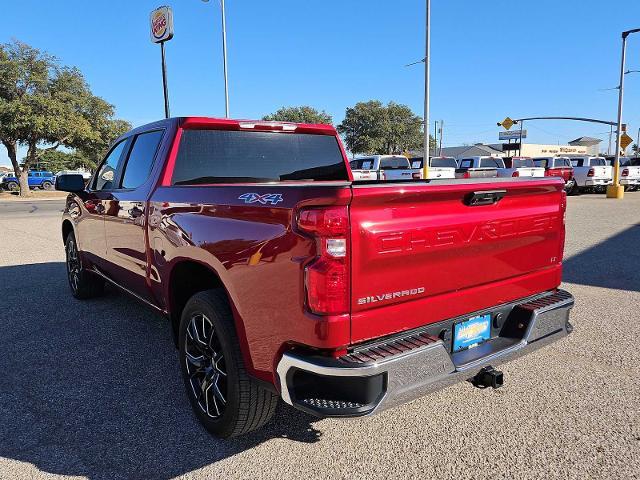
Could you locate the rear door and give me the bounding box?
[348,179,565,342]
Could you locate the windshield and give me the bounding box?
[350,158,375,170]
[479,157,504,168]
[512,158,535,168]
[430,157,457,168]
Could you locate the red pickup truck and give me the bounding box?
[56,117,574,438]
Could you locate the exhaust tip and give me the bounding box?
[471,366,504,389]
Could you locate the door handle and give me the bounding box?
[464,190,506,206]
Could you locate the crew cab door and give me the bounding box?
[102,130,165,302]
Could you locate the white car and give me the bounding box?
[349,155,417,181]
[410,157,456,179]
[496,157,545,178]
[604,157,640,191]
[569,156,612,193]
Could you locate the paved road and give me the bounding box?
[0,196,638,480]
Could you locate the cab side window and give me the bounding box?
[94,141,127,191]
[120,130,164,189]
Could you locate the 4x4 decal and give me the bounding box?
[238,193,284,205]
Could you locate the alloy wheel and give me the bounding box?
[184,313,228,418]
[66,238,80,293]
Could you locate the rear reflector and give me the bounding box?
[622,168,629,177]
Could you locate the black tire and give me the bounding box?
[568,181,580,196]
[179,290,278,438]
[64,231,104,299]
[41,181,53,190]
[6,181,18,192]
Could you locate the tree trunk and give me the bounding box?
[2,141,30,197]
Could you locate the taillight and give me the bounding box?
[412,172,421,180]
[559,190,567,258]
[622,168,629,177]
[512,171,520,177]
[297,207,349,315]
[587,168,595,177]
[463,171,470,179]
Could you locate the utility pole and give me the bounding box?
[422,0,430,179]
[433,120,438,157]
[439,120,444,156]
[221,0,229,118]
[608,125,613,156]
[607,28,640,199]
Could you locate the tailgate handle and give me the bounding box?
[465,190,506,206]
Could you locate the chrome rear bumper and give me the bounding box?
[276,289,574,418]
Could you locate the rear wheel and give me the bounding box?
[568,180,580,196]
[6,181,18,192]
[179,290,278,438]
[64,231,104,299]
[41,181,53,190]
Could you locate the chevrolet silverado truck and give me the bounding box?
[410,156,457,179]
[56,117,574,438]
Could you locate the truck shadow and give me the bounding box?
[0,262,322,480]
[563,223,640,292]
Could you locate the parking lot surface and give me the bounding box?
[0,194,638,480]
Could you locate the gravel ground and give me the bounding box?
[0,194,638,480]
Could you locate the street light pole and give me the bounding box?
[608,28,640,198]
[422,0,430,179]
[221,0,230,118]
[202,0,230,118]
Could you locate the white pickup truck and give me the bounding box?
[409,157,457,179]
[349,155,417,181]
[605,157,640,191]
[497,157,545,178]
[569,156,612,193]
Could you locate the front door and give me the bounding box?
[102,130,165,302]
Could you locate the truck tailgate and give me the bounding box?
[349,178,565,343]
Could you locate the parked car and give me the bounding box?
[57,117,574,438]
[497,157,545,178]
[455,156,500,178]
[410,156,457,179]
[533,157,575,192]
[349,155,418,181]
[1,170,56,191]
[568,156,612,193]
[604,157,640,191]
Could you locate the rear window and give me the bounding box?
[380,157,410,170]
[410,158,423,169]
[556,158,572,167]
[459,159,472,169]
[430,157,457,168]
[589,158,606,166]
[350,158,375,170]
[512,158,534,168]
[571,159,583,167]
[479,157,504,168]
[534,159,548,168]
[172,130,349,184]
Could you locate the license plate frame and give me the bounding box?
[452,314,491,352]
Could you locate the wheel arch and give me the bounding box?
[62,219,74,243]
[165,260,254,376]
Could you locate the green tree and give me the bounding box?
[34,149,89,173]
[0,40,130,196]
[262,106,332,125]
[337,100,435,155]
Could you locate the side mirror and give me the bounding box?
[55,174,86,193]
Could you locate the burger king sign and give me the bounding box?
[150,6,174,43]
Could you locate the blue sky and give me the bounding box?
[2,0,640,166]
